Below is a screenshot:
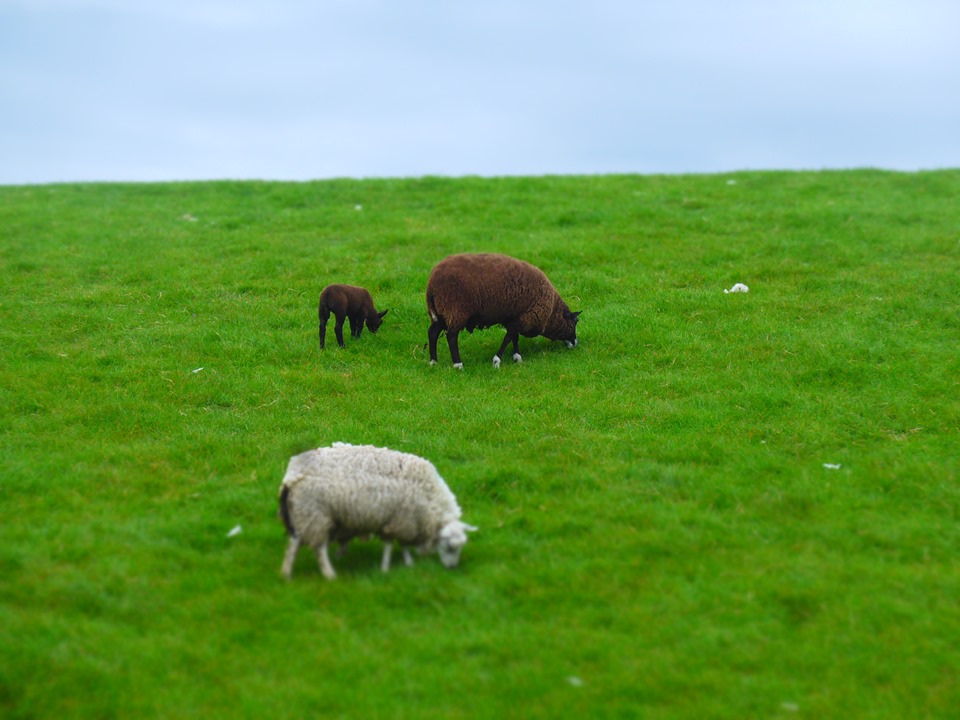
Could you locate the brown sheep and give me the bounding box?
[319,284,388,349]
[426,253,581,368]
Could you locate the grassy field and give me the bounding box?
[1,170,958,718]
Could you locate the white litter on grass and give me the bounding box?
[192,367,204,374]
[726,179,737,186]
[227,525,243,538]
[823,463,842,470]
[354,204,363,211]
[566,676,584,687]
[724,283,749,294]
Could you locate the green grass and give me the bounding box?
[1,170,958,718]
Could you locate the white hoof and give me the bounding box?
[492,356,501,368]
[565,340,577,349]
[513,353,522,363]
[429,359,436,366]
[453,362,463,370]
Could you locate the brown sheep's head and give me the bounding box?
[546,305,581,348]
[366,309,389,333]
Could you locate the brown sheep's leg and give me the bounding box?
[493,331,520,368]
[428,322,443,365]
[334,315,347,347]
[446,330,464,369]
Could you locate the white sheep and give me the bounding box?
[278,443,477,580]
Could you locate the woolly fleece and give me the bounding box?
[425,253,580,368]
[280,444,463,565]
[427,253,569,337]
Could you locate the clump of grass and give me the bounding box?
[1,171,958,718]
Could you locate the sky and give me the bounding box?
[2,0,959,185]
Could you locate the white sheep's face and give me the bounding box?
[437,521,477,568]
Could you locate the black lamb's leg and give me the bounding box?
[319,307,329,349]
[334,315,346,347]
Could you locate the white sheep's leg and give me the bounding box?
[281,536,301,580]
[381,542,394,573]
[316,542,337,580]
[402,547,414,567]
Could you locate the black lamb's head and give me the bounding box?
[366,309,389,333]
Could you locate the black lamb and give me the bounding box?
[319,284,388,349]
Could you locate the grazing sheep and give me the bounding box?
[279,443,476,580]
[426,253,581,368]
[318,284,388,349]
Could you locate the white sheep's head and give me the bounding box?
[436,520,477,568]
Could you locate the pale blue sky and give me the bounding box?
[2,0,958,184]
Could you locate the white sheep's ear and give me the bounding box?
[462,523,478,532]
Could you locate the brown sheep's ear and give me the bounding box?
[378,309,389,318]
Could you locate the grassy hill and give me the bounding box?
[1,171,958,718]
